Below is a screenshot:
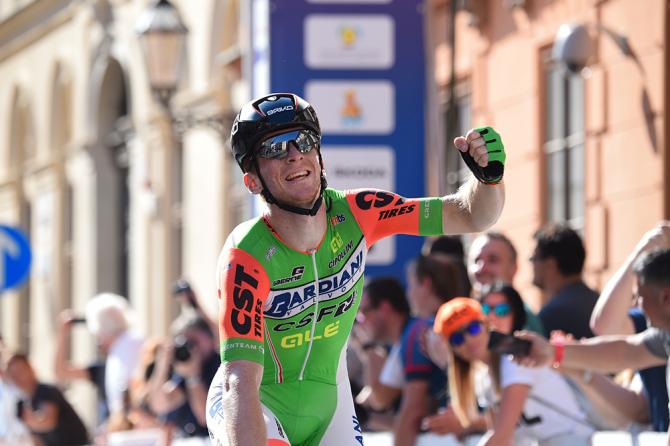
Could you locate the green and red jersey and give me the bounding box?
[217,187,444,386]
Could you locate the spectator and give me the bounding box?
[353,277,408,414]
[0,336,29,442]
[6,353,90,446]
[479,283,527,335]
[147,315,219,438]
[468,232,545,335]
[531,224,598,339]
[434,298,594,446]
[171,279,218,340]
[423,235,472,296]
[391,254,465,446]
[514,249,670,442]
[126,337,165,431]
[589,222,670,431]
[480,284,648,431]
[54,293,144,423]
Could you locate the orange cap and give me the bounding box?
[434,297,484,340]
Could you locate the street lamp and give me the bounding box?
[136,0,188,109]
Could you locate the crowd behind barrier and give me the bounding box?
[2,223,670,445]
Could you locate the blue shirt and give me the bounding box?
[399,317,448,406]
[539,281,598,339]
[630,308,669,431]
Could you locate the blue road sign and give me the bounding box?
[0,225,32,292]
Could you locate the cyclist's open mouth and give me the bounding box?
[286,170,310,181]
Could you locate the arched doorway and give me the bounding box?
[93,58,131,297]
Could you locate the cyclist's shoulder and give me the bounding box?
[226,217,268,248]
[217,218,271,266]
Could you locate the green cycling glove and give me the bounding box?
[459,126,506,184]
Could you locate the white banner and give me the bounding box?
[304,14,395,69]
[305,80,395,134]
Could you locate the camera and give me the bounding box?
[173,335,192,362]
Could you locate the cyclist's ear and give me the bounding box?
[244,173,262,194]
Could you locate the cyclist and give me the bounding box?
[206,92,506,446]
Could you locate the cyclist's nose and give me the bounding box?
[285,142,303,161]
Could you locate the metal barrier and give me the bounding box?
[98,429,668,445]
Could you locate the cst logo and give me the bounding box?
[378,204,415,221]
[355,190,400,210]
[231,264,262,338]
[354,190,416,220]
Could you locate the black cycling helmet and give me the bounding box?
[231,93,321,172]
[229,93,327,217]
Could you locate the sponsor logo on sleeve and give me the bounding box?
[354,190,416,220]
[265,246,278,261]
[230,264,263,339]
[424,201,431,219]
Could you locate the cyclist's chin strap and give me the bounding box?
[254,157,327,217]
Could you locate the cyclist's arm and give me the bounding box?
[216,244,270,446]
[441,177,505,235]
[220,360,266,446]
[345,185,503,247]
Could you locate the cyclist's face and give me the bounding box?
[248,130,322,207]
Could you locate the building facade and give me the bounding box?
[0,0,668,428]
[426,0,669,307]
[0,0,248,426]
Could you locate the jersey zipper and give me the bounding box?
[299,249,320,381]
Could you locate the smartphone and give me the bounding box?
[487,330,531,356]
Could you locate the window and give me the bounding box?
[543,57,585,230]
[444,86,471,195]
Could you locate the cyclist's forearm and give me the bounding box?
[442,178,505,234]
[222,362,266,446]
[223,386,266,446]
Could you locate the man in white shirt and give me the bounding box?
[54,293,143,419]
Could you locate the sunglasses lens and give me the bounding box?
[467,321,482,336]
[257,130,319,159]
[481,304,490,315]
[449,332,466,347]
[495,303,511,317]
